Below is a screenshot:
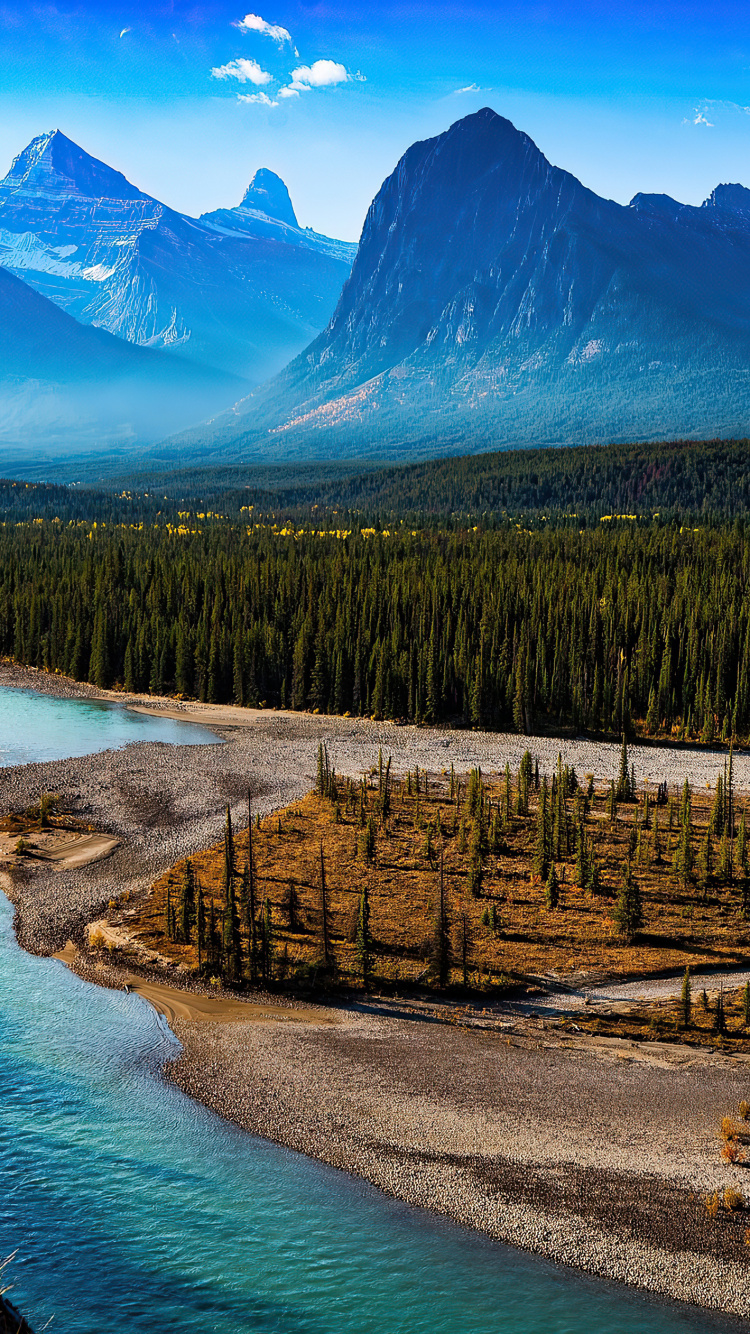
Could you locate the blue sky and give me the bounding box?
[1,1,750,239]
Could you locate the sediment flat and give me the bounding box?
[4,663,750,1317]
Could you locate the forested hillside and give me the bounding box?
[3,516,750,743]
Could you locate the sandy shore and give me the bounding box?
[4,664,750,1317]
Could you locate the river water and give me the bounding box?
[0,689,740,1332]
[0,685,218,766]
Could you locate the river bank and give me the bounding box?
[4,664,750,1317]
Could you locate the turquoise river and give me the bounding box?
[0,688,741,1331]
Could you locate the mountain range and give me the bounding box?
[172,108,750,465]
[6,110,750,470]
[0,130,355,454]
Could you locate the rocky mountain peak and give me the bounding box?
[240,168,298,227]
[702,183,750,214]
[2,129,145,201]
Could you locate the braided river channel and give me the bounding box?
[0,688,741,1331]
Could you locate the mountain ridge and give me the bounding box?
[0,130,355,386]
[167,107,750,463]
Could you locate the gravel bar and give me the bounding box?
[3,664,750,1319]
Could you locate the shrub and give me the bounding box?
[724,1188,745,1212]
[740,1101,750,1122]
[705,1191,720,1217]
[722,1140,743,1164]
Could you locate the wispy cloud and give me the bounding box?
[236,13,296,51]
[688,98,750,127]
[211,57,272,85]
[287,59,350,92]
[454,83,481,94]
[119,27,130,38]
[238,91,279,106]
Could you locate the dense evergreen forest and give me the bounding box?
[9,436,750,526]
[4,512,750,742]
[116,436,750,524]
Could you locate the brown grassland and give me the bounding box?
[119,751,750,1037]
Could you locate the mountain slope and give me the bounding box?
[0,131,355,385]
[175,108,750,462]
[0,263,242,457]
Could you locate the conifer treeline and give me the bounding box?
[7,518,750,737]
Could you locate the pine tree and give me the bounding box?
[698,827,713,896]
[607,781,617,823]
[534,778,550,881]
[319,842,332,969]
[196,884,205,974]
[223,804,235,906]
[652,811,662,864]
[223,880,242,983]
[263,897,273,985]
[469,816,484,897]
[356,883,372,988]
[545,862,560,910]
[616,735,630,800]
[165,883,174,941]
[715,985,727,1035]
[672,820,693,888]
[430,848,451,986]
[459,913,470,987]
[613,859,643,942]
[360,815,377,863]
[743,981,750,1029]
[681,966,692,1029]
[179,858,195,944]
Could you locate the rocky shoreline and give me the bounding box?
[3,664,750,1318]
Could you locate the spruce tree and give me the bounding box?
[681,966,691,1029]
[613,859,643,942]
[469,817,484,897]
[356,883,372,988]
[545,862,560,910]
[430,849,451,987]
[223,804,235,906]
[616,735,630,800]
[196,884,205,974]
[534,778,550,881]
[180,858,195,945]
[319,842,332,969]
[743,981,750,1029]
[223,880,242,983]
[263,897,274,985]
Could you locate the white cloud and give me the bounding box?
[238,91,279,106]
[277,86,300,99]
[236,13,294,48]
[211,57,272,85]
[119,27,130,38]
[455,83,481,94]
[693,109,714,127]
[288,59,350,91]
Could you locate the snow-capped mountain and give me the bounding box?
[0,131,356,385]
[175,108,750,462]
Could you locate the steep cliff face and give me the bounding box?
[182,108,750,461]
[0,131,354,384]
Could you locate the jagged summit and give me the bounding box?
[703,183,750,214]
[3,129,145,201]
[239,168,298,227]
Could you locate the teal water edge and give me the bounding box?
[0,894,740,1334]
[0,686,218,766]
